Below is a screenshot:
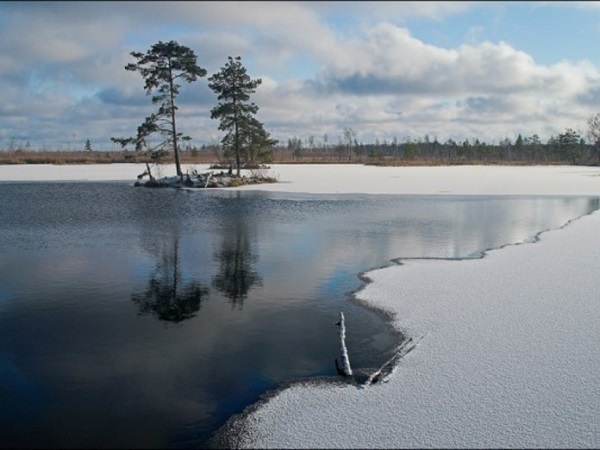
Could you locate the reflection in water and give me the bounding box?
[212,221,262,307]
[212,195,263,307]
[131,192,209,322]
[132,233,209,323]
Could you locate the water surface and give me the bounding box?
[0,182,597,448]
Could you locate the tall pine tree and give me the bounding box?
[208,56,275,176]
[111,41,206,179]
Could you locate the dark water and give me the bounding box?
[0,182,597,448]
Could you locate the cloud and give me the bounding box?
[1,1,600,149]
[313,22,590,99]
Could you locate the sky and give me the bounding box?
[2,1,600,151]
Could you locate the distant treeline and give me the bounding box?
[276,130,598,165]
[1,129,599,166]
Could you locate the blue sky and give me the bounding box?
[2,1,600,150]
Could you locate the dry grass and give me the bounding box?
[0,149,592,167]
[0,150,218,165]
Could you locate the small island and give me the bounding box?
[111,44,278,191]
[134,163,278,188]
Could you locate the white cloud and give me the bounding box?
[1,1,600,149]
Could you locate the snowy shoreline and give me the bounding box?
[228,211,600,449]
[3,163,600,448]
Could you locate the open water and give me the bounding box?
[0,181,597,448]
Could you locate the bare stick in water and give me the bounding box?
[335,312,353,377]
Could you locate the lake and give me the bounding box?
[0,181,597,448]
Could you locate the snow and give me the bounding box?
[235,164,600,196]
[0,163,151,182]
[2,163,600,447]
[1,163,600,196]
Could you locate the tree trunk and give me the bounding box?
[168,65,183,179]
[146,163,155,181]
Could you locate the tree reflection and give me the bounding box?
[132,233,209,323]
[212,199,262,307]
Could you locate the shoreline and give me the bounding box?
[208,202,600,448]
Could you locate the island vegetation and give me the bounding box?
[106,41,278,188]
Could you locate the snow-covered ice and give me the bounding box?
[2,163,600,448]
[2,163,600,196]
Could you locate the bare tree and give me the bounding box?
[587,113,600,164]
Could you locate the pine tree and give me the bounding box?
[111,41,206,179]
[208,56,275,176]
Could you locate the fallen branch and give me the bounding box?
[362,334,424,388]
